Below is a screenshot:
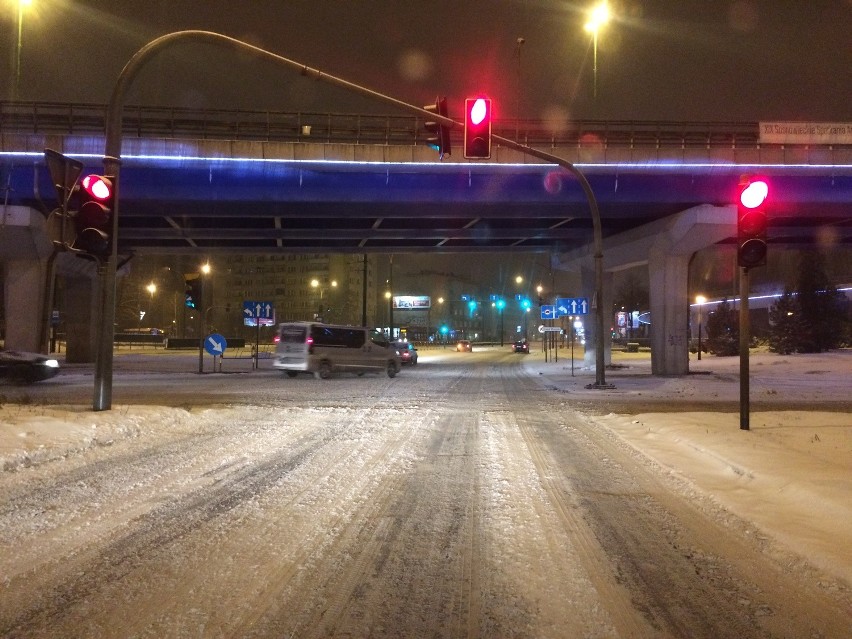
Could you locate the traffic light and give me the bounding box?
[73,174,114,259]
[464,97,492,159]
[424,96,451,159]
[185,275,202,309]
[736,176,769,269]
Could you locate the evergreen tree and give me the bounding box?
[768,290,802,354]
[705,298,739,356]
[795,252,846,352]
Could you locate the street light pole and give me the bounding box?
[584,1,610,99]
[696,295,706,361]
[14,0,32,101]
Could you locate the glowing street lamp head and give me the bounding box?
[585,1,610,33]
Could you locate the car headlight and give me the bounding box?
[44,359,60,368]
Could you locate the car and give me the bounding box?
[512,340,529,354]
[394,341,418,365]
[456,340,472,352]
[0,350,60,384]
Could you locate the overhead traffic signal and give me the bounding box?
[185,275,202,309]
[464,97,492,159]
[423,96,451,159]
[736,176,769,269]
[73,174,114,259]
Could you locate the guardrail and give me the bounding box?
[1,100,765,149]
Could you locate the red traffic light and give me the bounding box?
[81,174,113,201]
[736,177,769,269]
[464,97,492,159]
[739,179,768,209]
[74,174,115,259]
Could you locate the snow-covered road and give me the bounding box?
[1,350,849,637]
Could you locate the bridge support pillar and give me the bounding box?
[648,250,690,376]
[3,257,49,352]
[580,261,613,371]
[0,207,52,352]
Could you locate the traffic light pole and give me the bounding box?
[739,267,750,430]
[97,30,612,409]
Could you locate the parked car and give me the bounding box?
[0,350,60,384]
[394,341,418,365]
[456,340,473,352]
[512,340,529,354]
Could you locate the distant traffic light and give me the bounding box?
[423,96,451,159]
[737,177,769,269]
[464,97,492,159]
[185,275,202,309]
[73,174,114,259]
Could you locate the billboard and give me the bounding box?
[393,295,431,310]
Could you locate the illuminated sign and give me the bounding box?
[393,295,431,310]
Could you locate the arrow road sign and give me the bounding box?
[243,300,275,326]
[541,305,556,320]
[204,333,228,356]
[555,297,589,317]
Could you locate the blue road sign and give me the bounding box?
[243,300,275,326]
[204,333,227,356]
[541,305,556,320]
[555,297,589,317]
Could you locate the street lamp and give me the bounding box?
[385,291,393,338]
[495,298,506,346]
[311,278,337,321]
[146,281,156,328]
[696,295,706,361]
[584,1,610,99]
[197,262,211,374]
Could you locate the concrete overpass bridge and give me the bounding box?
[2,102,851,376]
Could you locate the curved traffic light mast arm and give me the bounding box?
[97,31,610,410]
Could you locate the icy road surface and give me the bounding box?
[1,350,849,638]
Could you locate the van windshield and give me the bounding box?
[280,325,307,343]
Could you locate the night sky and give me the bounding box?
[3,0,851,123]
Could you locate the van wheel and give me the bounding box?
[318,361,332,379]
[386,361,397,378]
[285,371,298,378]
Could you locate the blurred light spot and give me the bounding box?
[815,226,840,249]
[397,49,433,82]
[579,132,605,148]
[544,171,563,194]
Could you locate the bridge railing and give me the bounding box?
[0,99,775,150]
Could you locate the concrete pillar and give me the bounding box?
[3,258,49,352]
[648,249,690,375]
[0,206,53,352]
[580,260,614,370]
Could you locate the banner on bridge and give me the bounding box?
[759,121,852,145]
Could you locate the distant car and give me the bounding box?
[394,341,418,365]
[512,340,529,354]
[456,340,472,352]
[0,350,60,384]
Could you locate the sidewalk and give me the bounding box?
[524,347,852,586]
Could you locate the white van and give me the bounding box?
[273,322,401,379]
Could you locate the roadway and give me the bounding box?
[1,347,848,638]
